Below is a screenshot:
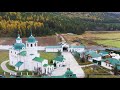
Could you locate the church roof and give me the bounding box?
[27,35,37,43]
[64,69,77,78]
[15,61,23,67]
[33,57,44,62]
[18,51,27,56]
[13,43,25,50]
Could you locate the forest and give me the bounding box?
[0,12,120,37]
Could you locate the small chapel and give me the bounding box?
[9,32,54,74]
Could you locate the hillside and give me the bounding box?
[0,12,120,37]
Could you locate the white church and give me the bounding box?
[9,32,85,75]
[9,33,54,74]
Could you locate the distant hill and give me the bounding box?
[0,12,120,37]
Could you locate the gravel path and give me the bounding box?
[51,52,85,78]
[1,60,17,75]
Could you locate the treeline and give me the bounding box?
[1,12,120,37]
[0,12,85,37]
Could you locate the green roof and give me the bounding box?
[33,57,44,62]
[13,43,25,50]
[102,58,120,70]
[15,61,23,67]
[27,35,37,43]
[101,58,120,66]
[18,51,27,56]
[46,46,62,48]
[54,55,65,62]
[43,64,49,67]
[85,51,101,58]
[65,70,73,75]
[99,51,109,56]
[64,69,77,78]
[16,37,22,40]
[70,45,85,48]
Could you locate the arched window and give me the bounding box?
[31,44,33,47]
[27,44,29,47]
[11,51,12,53]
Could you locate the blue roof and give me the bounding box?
[27,35,37,43]
[85,51,101,58]
[70,45,85,48]
[13,43,25,50]
[101,58,120,70]
[54,55,65,62]
[99,51,109,56]
[102,58,120,65]
[46,46,62,48]
[15,61,23,67]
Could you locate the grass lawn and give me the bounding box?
[95,40,120,48]
[0,50,9,74]
[39,51,58,64]
[78,61,93,65]
[82,65,120,78]
[6,62,16,72]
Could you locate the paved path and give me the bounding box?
[51,52,85,78]
[1,60,17,75]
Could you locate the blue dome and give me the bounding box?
[13,43,25,50]
[27,35,37,43]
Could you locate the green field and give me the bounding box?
[95,40,120,48]
[92,33,120,48]
[78,32,120,48]
[92,33,120,40]
[40,51,58,64]
[0,50,9,74]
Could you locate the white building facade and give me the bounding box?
[9,33,54,74]
[45,43,85,53]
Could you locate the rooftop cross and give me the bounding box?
[18,31,20,38]
[30,28,33,36]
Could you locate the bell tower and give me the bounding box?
[26,29,39,57]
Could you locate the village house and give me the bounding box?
[53,55,66,68]
[101,58,120,70]
[85,50,102,62]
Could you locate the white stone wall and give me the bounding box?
[46,48,62,52]
[0,45,12,50]
[92,57,102,61]
[70,48,85,53]
[101,62,112,70]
